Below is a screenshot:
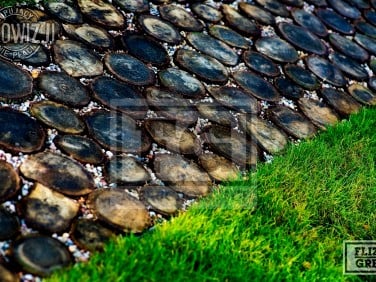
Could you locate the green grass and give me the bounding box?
[48,107,376,282]
[0,0,35,7]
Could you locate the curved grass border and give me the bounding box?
[47,107,376,281]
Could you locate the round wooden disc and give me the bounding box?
[104,156,151,185]
[70,218,115,252]
[186,32,239,66]
[255,37,299,63]
[145,87,199,126]
[207,86,259,114]
[53,39,103,77]
[0,161,21,204]
[221,4,260,37]
[238,2,275,25]
[44,2,83,24]
[0,108,46,153]
[30,101,86,134]
[291,9,328,37]
[141,186,181,215]
[356,21,376,39]
[38,71,90,107]
[208,25,250,49]
[113,0,149,13]
[0,208,20,240]
[198,153,239,182]
[347,84,376,106]
[85,111,151,154]
[196,102,237,127]
[238,114,288,154]
[0,43,50,66]
[232,71,280,102]
[158,67,205,98]
[145,119,201,155]
[297,98,339,130]
[354,34,376,56]
[87,188,151,233]
[20,151,95,196]
[104,53,155,86]
[65,24,113,50]
[53,135,105,165]
[254,0,290,17]
[78,0,124,28]
[328,33,369,63]
[121,33,169,67]
[327,0,361,19]
[316,8,354,35]
[21,183,80,233]
[278,22,327,55]
[191,3,222,23]
[274,77,304,100]
[329,52,369,81]
[0,58,33,100]
[138,15,182,44]
[284,64,320,90]
[353,0,370,8]
[306,56,347,87]
[320,88,361,116]
[159,4,204,32]
[153,154,211,197]
[269,106,317,139]
[174,49,228,84]
[91,76,148,119]
[364,10,376,26]
[203,124,259,168]
[11,235,72,277]
[243,51,280,77]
